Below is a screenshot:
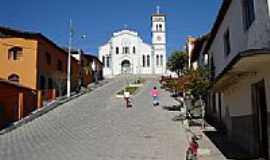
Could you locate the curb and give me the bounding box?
[0,80,109,135]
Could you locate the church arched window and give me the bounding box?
[116,47,119,54]
[133,47,136,54]
[160,55,163,65]
[156,55,159,66]
[106,56,110,68]
[142,55,146,67]
[159,24,163,31]
[147,55,150,67]
[124,47,129,54]
[156,24,159,31]
[102,56,105,65]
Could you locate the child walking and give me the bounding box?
[151,86,159,106]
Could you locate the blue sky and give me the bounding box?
[0,0,221,56]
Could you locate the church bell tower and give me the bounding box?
[151,6,167,74]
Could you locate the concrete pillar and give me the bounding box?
[18,92,24,120]
[37,90,43,109]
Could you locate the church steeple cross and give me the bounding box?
[156,5,160,14]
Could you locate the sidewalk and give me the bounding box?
[186,121,227,160]
[186,119,252,160]
[0,79,110,135]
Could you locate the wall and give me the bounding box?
[80,55,93,87]
[0,37,38,89]
[209,0,270,78]
[99,43,112,77]
[99,30,153,77]
[0,82,37,129]
[220,64,270,155]
[37,38,68,96]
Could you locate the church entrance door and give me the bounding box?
[121,60,131,74]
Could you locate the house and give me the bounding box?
[0,80,39,129]
[205,0,270,158]
[70,49,104,87]
[0,26,80,99]
[186,34,209,70]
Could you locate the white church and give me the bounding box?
[99,7,167,78]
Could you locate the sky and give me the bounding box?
[0,0,221,57]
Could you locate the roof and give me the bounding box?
[83,53,103,65]
[0,80,35,91]
[0,26,70,58]
[204,0,232,53]
[190,34,210,62]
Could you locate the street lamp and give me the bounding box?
[67,19,73,98]
[67,18,87,98]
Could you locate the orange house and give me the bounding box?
[0,26,80,98]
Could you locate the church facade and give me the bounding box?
[99,8,167,78]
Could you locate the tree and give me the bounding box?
[188,66,210,101]
[167,50,188,76]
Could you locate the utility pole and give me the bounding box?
[67,18,73,98]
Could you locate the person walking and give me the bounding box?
[151,86,159,106]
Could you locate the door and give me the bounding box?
[0,104,4,129]
[252,80,269,159]
[121,60,131,74]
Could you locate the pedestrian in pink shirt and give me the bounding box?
[151,86,159,106]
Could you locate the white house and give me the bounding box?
[206,0,270,159]
[99,7,167,78]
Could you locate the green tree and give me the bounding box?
[167,50,188,76]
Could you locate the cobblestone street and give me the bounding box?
[0,77,188,160]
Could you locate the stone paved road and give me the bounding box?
[0,77,187,160]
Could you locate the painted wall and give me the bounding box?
[219,64,270,155]
[0,37,38,89]
[99,30,153,77]
[209,0,270,78]
[0,82,37,129]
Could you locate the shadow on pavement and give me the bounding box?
[162,105,181,111]
[203,130,257,160]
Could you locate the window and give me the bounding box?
[123,47,129,54]
[210,55,216,81]
[106,56,110,68]
[242,0,255,31]
[142,55,146,67]
[147,55,150,67]
[40,76,46,90]
[223,29,231,57]
[133,47,136,54]
[156,24,159,31]
[8,47,22,60]
[8,74,19,83]
[45,52,51,65]
[102,56,105,65]
[116,47,119,54]
[57,59,63,71]
[160,55,163,66]
[156,55,159,66]
[159,24,163,31]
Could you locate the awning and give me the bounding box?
[213,49,270,91]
